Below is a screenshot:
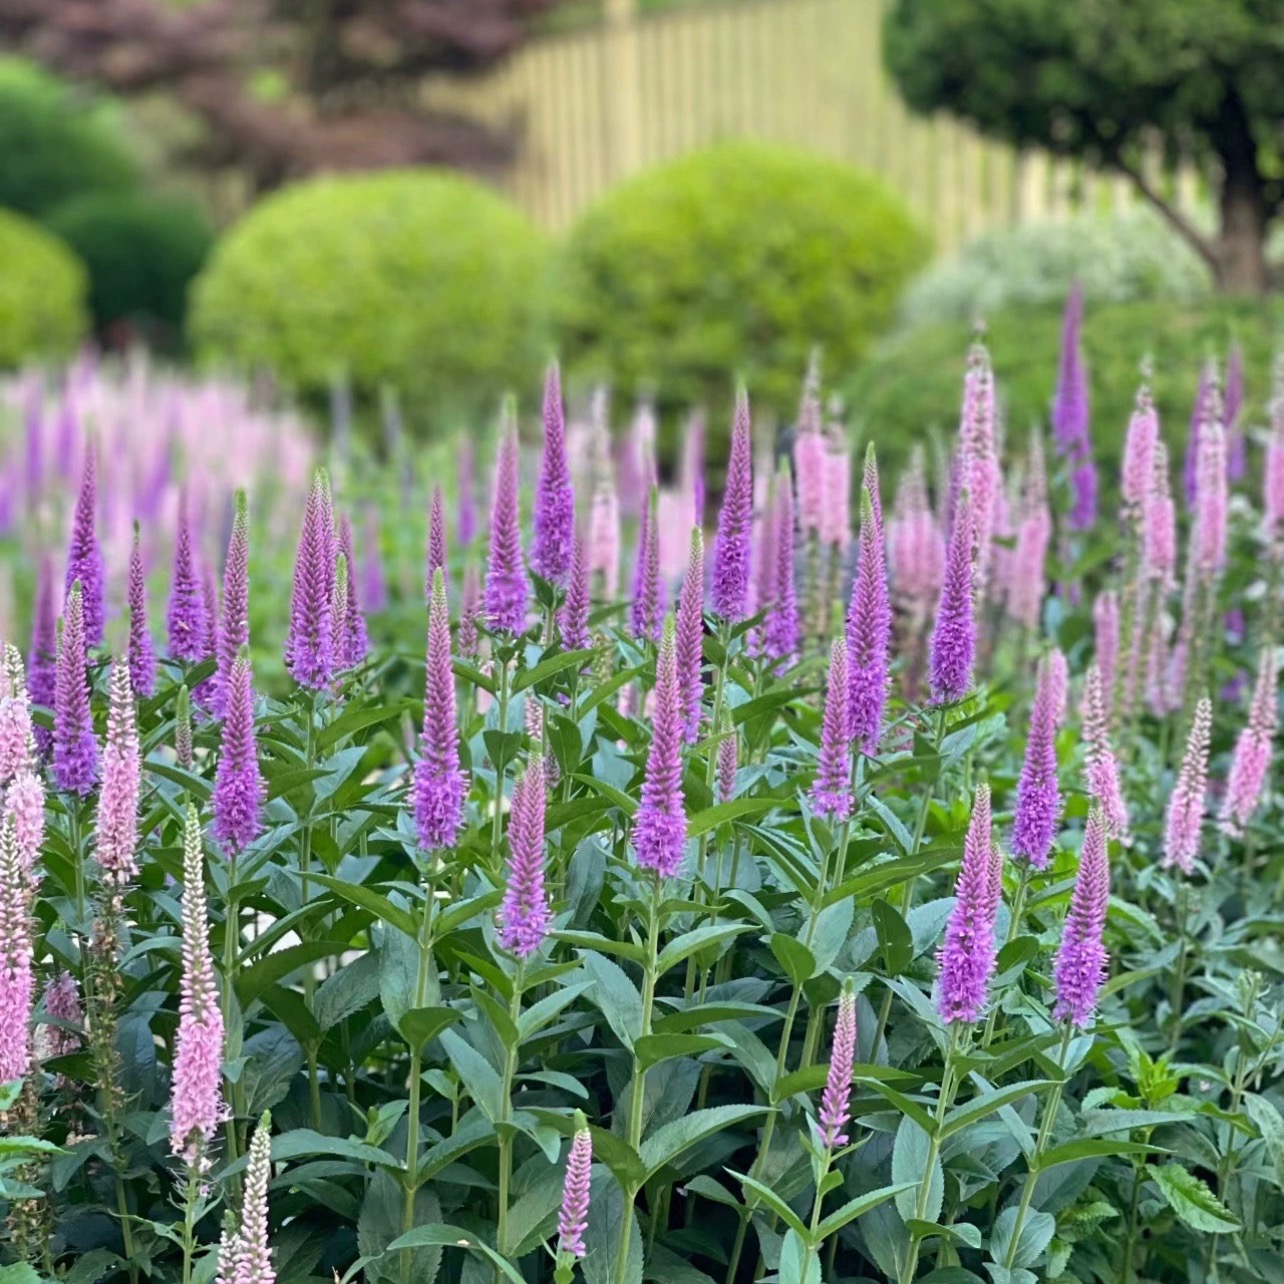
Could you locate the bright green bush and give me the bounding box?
[547,141,929,439]
[190,170,547,430]
[46,193,214,344]
[0,208,88,365]
[0,59,137,219]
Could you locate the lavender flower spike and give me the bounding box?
[532,360,575,584]
[1163,696,1212,874]
[633,616,686,878]
[812,638,852,823]
[675,527,705,742]
[128,523,156,699]
[213,493,250,717]
[818,981,857,1149]
[212,653,264,858]
[96,661,141,887]
[27,552,57,754]
[285,470,336,690]
[0,820,34,1083]
[426,485,447,596]
[1081,663,1128,841]
[847,486,890,756]
[337,513,368,669]
[1052,804,1110,1028]
[1220,649,1277,837]
[54,583,98,796]
[712,387,754,621]
[716,710,738,804]
[762,472,798,664]
[413,568,467,851]
[1010,650,1066,870]
[559,528,592,653]
[935,783,1001,1025]
[631,487,664,643]
[168,488,210,663]
[929,494,975,705]
[557,1116,592,1262]
[1052,284,1096,530]
[65,444,105,647]
[484,411,529,634]
[497,754,551,958]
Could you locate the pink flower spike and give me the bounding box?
[1164,697,1212,874]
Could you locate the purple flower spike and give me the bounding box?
[557,1123,592,1262]
[413,568,467,851]
[497,754,551,958]
[1183,363,1212,506]
[127,524,156,699]
[559,528,591,653]
[675,527,705,742]
[96,661,140,887]
[712,388,753,621]
[794,371,826,538]
[684,409,706,526]
[716,712,738,804]
[212,654,264,858]
[484,415,529,635]
[1163,696,1212,874]
[532,361,575,585]
[762,475,798,665]
[285,471,337,690]
[1225,343,1246,483]
[212,493,250,718]
[427,486,447,597]
[1052,285,1096,531]
[1220,649,1276,837]
[818,982,856,1149]
[337,513,368,669]
[631,487,664,644]
[935,783,1001,1025]
[64,445,105,648]
[1011,650,1067,870]
[847,485,890,757]
[633,616,686,878]
[929,494,975,705]
[1081,663,1128,840]
[1052,804,1110,1028]
[812,637,852,823]
[168,489,210,664]
[28,554,57,755]
[53,583,98,796]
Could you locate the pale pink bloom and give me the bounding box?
[1164,697,1212,874]
[1081,664,1128,840]
[1220,650,1277,837]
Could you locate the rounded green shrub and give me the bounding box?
[0,209,89,365]
[547,141,929,438]
[46,193,214,345]
[190,170,547,430]
[0,59,137,219]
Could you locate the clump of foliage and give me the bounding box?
[0,208,88,364]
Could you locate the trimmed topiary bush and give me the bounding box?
[547,141,929,447]
[46,193,214,346]
[190,170,547,431]
[0,208,89,366]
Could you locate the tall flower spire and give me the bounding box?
[846,485,890,756]
[65,444,105,647]
[171,804,225,1167]
[811,638,852,822]
[1093,590,1119,717]
[794,363,826,538]
[958,342,1000,594]
[1163,696,1212,874]
[458,564,481,660]
[212,654,264,858]
[1120,381,1159,522]
[1081,663,1128,840]
[96,661,141,888]
[559,528,591,653]
[484,411,529,634]
[716,710,738,804]
[53,583,98,796]
[413,569,467,851]
[532,360,575,585]
[556,1120,592,1264]
[0,819,34,1083]
[630,487,664,644]
[1052,284,1096,530]
[1007,429,1051,631]
[1183,362,1212,505]
[337,513,368,670]
[1052,804,1110,1028]
[929,495,975,704]
[213,493,250,718]
[426,485,447,595]
[712,388,754,621]
[285,470,336,690]
[219,1113,275,1284]
[632,616,686,878]
[762,473,797,664]
[168,488,210,663]
[818,981,857,1149]
[497,754,550,958]
[127,523,156,699]
[675,527,705,742]
[1220,649,1277,837]
[1010,650,1067,870]
[27,552,57,755]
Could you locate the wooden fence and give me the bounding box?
[421,0,1199,253]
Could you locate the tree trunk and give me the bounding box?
[1214,172,1269,296]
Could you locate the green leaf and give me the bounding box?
[505,1167,565,1256]
[893,1117,942,1224]
[242,1026,305,1115]
[729,1171,809,1239]
[398,1007,462,1052]
[434,891,503,938]
[803,899,853,977]
[654,1002,780,1034]
[270,1129,401,1169]
[941,1080,1052,1139]
[1081,1109,1192,1135]
[905,1220,983,1250]
[854,1076,936,1134]
[235,940,348,1007]
[1244,1093,1284,1187]
[516,983,592,1042]
[866,795,914,853]
[439,1029,503,1122]
[512,648,596,692]
[312,875,420,939]
[816,1182,916,1240]
[570,774,638,818]
[383,1226,524,1284]
[0,1265,47,1284]
[314,950,381,1029]
[640,1105,766,1180]
[317,698,413,751]
[655,924,751,976]
[583,1169,643,1284]
[1034,1138,1165,1171]
[553,930,644,964]
[686,797,779,837]
[778,1229,821,1284]
[634,1032,733,1071]
[989,1207,1055,1270]
[580,950,643,1049]
[769,933,815,986]
[873,899,914,976]
[358,1168,442,1284]
[1147,1163,1240,1233]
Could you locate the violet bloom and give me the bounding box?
[821,439,852,551]
[1093,590,1119,716]
[958,343,1000,593]
[1010,650,1066,870]
[27,553,57,754]
[1163,696,1212,874]
[64,446,105,648]
[127,524,156,699]
[811,638,852,823]
[458,563,481,660]
[632,616,686,878]
[716,712,738,804]
[168,489,210,664]
[559,528,592,653]
[1192,394,1228,576]
[631,488,664,644]
[1052,285,1096,531]
[675,527,705,742]
[532,361,576,585]
[171,804,225,1167]
[200,562,219,666]
[557,1123,592,1262]
[1120,382,1159,523]
[213,493,250,718]
[1220,649,1277,837]
[1225,342,1245,482]
[53,583,98,796]
[935,783,1002,1025]
[212,654,264,858]
[1081,663,1128,840]
[818,982,857,1149]
[219,1112,275,1284]
[1052,804,1110,1028]
[337,513,368,669]
[712,388,754,621]
[0,820,34,1082]
[1183,363,1212,506]
[1144,441,1177,588]
[96,662,141,888]
[762,476,798,664]
[929,495,975,705]
[413,569,467,851]
[1265,356,1284,546]
[426,485,447,597]
[361,506,387,613]
[794,374,826,538]
[847,486,890,756]
[497,754,550,958]
[285,471,336,690]
[484,419,529,635]
[888,448,942,617]
[37,970,82,1065]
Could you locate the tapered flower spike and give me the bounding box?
[632,616,686,878]
[200,563,219,664]
[168,488,210,663]
[212,654,264,858]
[53,583,97,796]
[1144,439,1177,591]
[96,661,141,887]
[458,563,481,660]
[171,804,225,1167]
[532,360,576,585]
[497,754,551,958]
[1192,388,1228,577]
[1052,804,1110,1027]
[1081,663,1128,840]
[337,513,368,669]
[811,637,852,822]
[929,494,975,705]
[426,485,447,595]
[818,981,857,1149]
[0,819,33,1083]
[821,436,852,550]
[175,684,194,771]
[1266,355,1284,546]
[1220,649,1277,836]
[763,473,798,664]
[1183,362,1212,505]
[330,553,349,669]
[631,486,664,643]
[1052,285,1096,531]
[224,1112,275,1284]
[285,470,336,690]
[888,448,943,614]
[484,411,529,634]
[0,649,32,786]
[1093,590,1119,717]
[559,528,592,653]
[557,1115,592,1262]
[712,387,754,621]
[675,527,705,742]
[847,486,890,756]
[212,493,250,718]
[27,553,57,755]
[413,569,467,851]
[861,442,883,543]
[1121,381,1159,521]
[1010,650,1067,870]
[958,344,999,592]
[65,444,105,647]
[716,709,738,804]
[5,755,44,877]
[37,970,82,1064]
[936,783,1001,1025]
[127,524,156,699]
[794,366,826,537]
[1164,696,1212,874]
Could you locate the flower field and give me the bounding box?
[1,299,1283,1284]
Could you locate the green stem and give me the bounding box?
[495,963,526,1274]
[980,861,1033,1049]
[301,690,319,1115]
[221,881,242,1177]
[1168,882,1191,1055]
[1121,1155,1146,1284]
[180,1162,201,1284]
[491,658,513,856]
